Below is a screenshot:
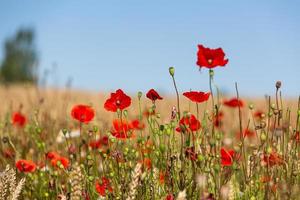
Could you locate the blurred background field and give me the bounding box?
[0,84,298,134]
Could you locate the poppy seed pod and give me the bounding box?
[169,67,175,76]
[276,81,281,89]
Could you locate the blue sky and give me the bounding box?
[0,0,299,97]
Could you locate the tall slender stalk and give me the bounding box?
[235,82,247,185]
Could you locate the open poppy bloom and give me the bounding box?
[236,129,256,139]
[12,112,27,127]
[254,110,265,119]
[183,91,210,103]
[3,148,15,159]
[89,135,109,149]
[130,119,145,130]
[46,151,69,169]
[165,194,174,200]
[50,156,69,169]
[220,148,235,166]
[140,157,152,170]
[71,104,95,123]
[223,98,244,108]
[176,114,201,132]
[214,111,224,128]
[146,89,163,102]
[16,159,36,173]
[185,146,198,161]
[159,171,166,185]
[95,177,113,196]
[262,151,283,167]
[104,89,131,112]
[111,119,134,139]
[196,44,228,68]
[46,151,60,160]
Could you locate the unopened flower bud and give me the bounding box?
[169,67,175,76]
[249,103,254,110]
[271,103,276,109]
[260,133,267,141]
[138,91,142,99]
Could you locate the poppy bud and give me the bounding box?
[169,67,175,76]
[250,196,256,200]
[214,165,220,172]
[275,81,281,89]
[197,154,204,162]
[2,136,9,143]
[93,126,99,132]
[267,147,272,154]
[138,91,142,99]
[209,139,216,146]
[62,128,68,135]
[232,162,239,170]
[88,176,94,182]
[268,112,273,117]
[209,69,214,77]
[260,132,267,141]
[123,110,128,117]
[249,103,254,110]
[166,128,171,135]
[271,103,276,109]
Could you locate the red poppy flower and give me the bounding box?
[143,109,156,118]
[131,119,145,130]
[236,129,256,139]
[220,148,235,166]
[46,151,60,160]
[16,159,36,173]
[254,110,265,119]
[12,112,27,127]
[89,139,101,149]
[51,156,70,169]
[3,148,15,159]
[223,98,244,108]
[104,89,131,112]
[89,135,109,149]
[141,158,152,170]
[183,91,210,103]
[146,89,163,102]
[262,151,283,167]
[185,146,198,161]
[71,104,95,123]
[165,194,174,200]
[176,114,201,132]
[95,177,113,196]
[214,111,224,128]
[141,140,154,155]
[196,44,228,68]
[111,119,134,139]
[159,171,165,185]
[294,131,300,143]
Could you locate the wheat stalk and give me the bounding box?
[176,190,186,200]
[126,163,142,200]
[69,163,84,200]
[0,165,25,200]
[11,178,25,200]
